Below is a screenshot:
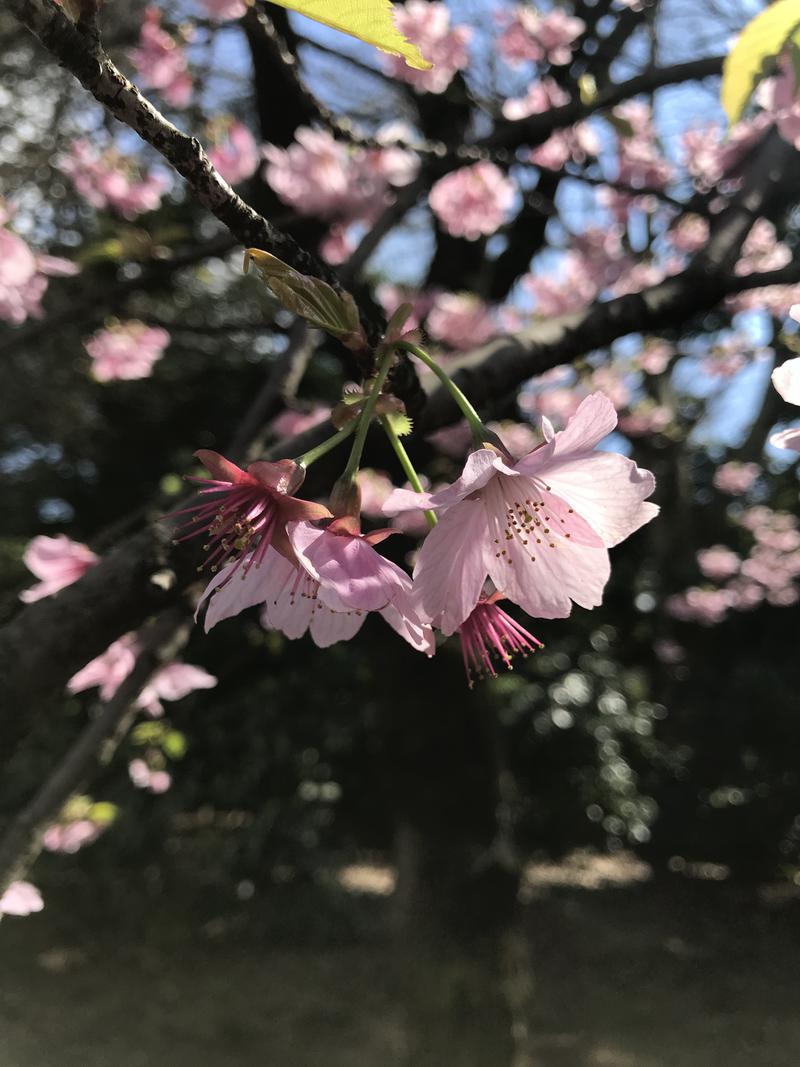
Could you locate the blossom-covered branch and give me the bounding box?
[0,608,190,897]
[8,0,363,319]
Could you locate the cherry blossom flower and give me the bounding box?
[502,77,569,120]
[129,759,172,793]
[130,6,193,108]
[263,127,418,227]
[196,0,247,19]
[665,587,731,626]
[43,819,104,854]
[198,542,434,654]
[61,140,169,219]
[498,6,585,67]
[713,461,760,496]
[0,205,78,325]
[458,594,543,686]
[618,404,672,437]
[0,882,43,918]
[20,534,98,603]
[426,292,496,350]
[84,320,170,382]
[208,119,259,185]
[67,633,217,714]
[383,394,658,633]
[429,161,515,240]
[529,123,599,169]
[681,114,772,191]
[137,662,217,718]
[169,450,330,574]
[67,634,139,701]
[384,0,471,94]
[770,356,800,452]
[697,546,741,581]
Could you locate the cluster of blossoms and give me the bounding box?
[42,796,116,856]
[428,161,516,240]
[0,204,78,326]
[497,5,585,66]
[83,320,171,382]
[666,506,800,625]
[263,126,419,263]
[61,140,169,220]
[207,118,260,186]
[383,0,471,94]
[129,6,193,108]
[172,352,657,684]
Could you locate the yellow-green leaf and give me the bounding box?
[722,0,800,124]
[268,0,432,70]
[244,249,367,351]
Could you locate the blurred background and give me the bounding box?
[2,0,800,1063]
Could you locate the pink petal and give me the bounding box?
[288,523,407,611]
[0,881,43,916]
[263,568,317,639]
[378,591,436,654]
[543,452,658,547]
[772,357,800,407]
[382,448,506,516]
[515,393,617,475]
[308,602,366,647]
[199,550,296,631]
[411,497,490,634]
[482,475,610,618]
[148,662,217,702]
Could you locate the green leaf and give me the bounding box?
[267,0,432,71]
[721,0,800,124]
[132,722,164,746]
[244,249,367,351]
[163,730,188,760]
[89,802,119,826]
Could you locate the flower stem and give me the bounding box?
[380,415,437,528]
[294,421,356,469]
[395,340,488,444]
[341,347,396,482]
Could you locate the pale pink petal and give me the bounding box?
[147,662,217,702]
[264,568,317,639]
[378,592,436,654]
[0,881,43,916]
[772,357,800,407]
[288,523,406,611]
[543,453,659,547]
[382,449,505,516]
[308,602,366,647]
[411,497,490,634]
[516,393,618,474]
[482,475,610,618]
[199,557,280,631]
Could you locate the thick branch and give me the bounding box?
[487,55,725,152]
[9,0,354,302]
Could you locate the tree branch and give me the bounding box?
[0,608,190,896]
